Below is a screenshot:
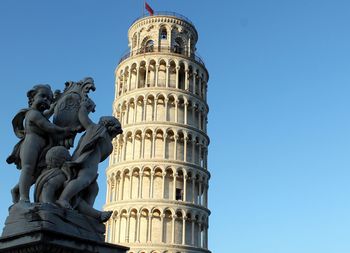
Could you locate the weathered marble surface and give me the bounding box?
[1,77,126,253]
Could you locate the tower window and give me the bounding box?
[144,40,154,52]
[160,28,167,40]
[176,188,183,201]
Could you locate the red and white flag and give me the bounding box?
[145,2,154,16]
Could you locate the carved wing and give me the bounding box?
[11,109,28,139]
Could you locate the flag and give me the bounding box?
[145,2,154,16]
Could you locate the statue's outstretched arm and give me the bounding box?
[78,98,95,129]
[78,101,94,130]
[31,110,69,134]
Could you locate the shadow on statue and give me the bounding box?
[0,78,128,253]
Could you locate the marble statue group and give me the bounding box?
[6,77,122,224]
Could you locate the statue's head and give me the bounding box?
[46,146,71,169]
[27,84,53,111]
[99,116,123,138]
[80,77,96,94]
[63,77,96,96]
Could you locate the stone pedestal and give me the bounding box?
[0,202,129,253]
[0,229,129,253]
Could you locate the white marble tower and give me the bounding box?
[104,12,210,253]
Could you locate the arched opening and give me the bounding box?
[144,129,153,159]
[127,98,135,125]
[141,38,154,53]
[175,170,184,201]
[168,61,176,88]
[122,170,130,200]
[160,27,167,40]
[186,172,193,203]
[134,130,142,159]
[119,210,128,242]
[188,66,194,92]
[131,168,140,199]
[175,211,183,244]
[136,97,144,122]
[146,95,155,122]
[142,168,151,199]
[178,62,185,90]
[164,168,174,199]
[177,132,185,161]
[185,213,192,245]
[130,63,138,90]
[177,97,185,124]
[151,209,162,243]
[154,129,164,159]
[163,210,172,243]
[156,95,165,121]
[167,96,175,122]
[153,167,163,199]
[148,60,156,87]
[187,134,193,163]
[138,61,146,88]
[129,209,138,242]
[140,209,149,243]
[174,37,185,54]
[158,60,166,87]
[165,130,175,160]
[125,132,133,160]
[132,33,137,49]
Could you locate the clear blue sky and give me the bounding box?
[1,1,350,253]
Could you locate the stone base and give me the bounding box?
[2,202,105,241]
[0,229,129,253]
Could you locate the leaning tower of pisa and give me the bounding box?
[104,12,210,253]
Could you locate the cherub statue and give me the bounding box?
[56,98,122,210]
[6,84,74,203]
[35,146,113,222]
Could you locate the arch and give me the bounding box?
[135,96,144,122]
[165,129,175,160]
[159,25,168,41]
[144,128,153,159]
[164,167,174,200]
[145,94,155,122]
[163,209,172,243]
[139,208,149,243]
[125,131,133,161]
[151,209,162,243]
[119,209,128,242]
[156,94,165,121]
[147,59,157,87]
[174,36,185,54]
[168,61,176,88]
[153,167,163,199]
[141,36,154,53]
[132,33,137,49]
[134,129,142,159]
[178,62,185,90]
[166,95,176,122]
[174,210,183,244]
[130,63,138,90]
[154,129,164,159]
[138,61,147,88]
[129,209,138,242]
[141,167,152,199]
[158,60,167,87]
[131,167,140,199]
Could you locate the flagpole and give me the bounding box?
[143,0,145,16]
